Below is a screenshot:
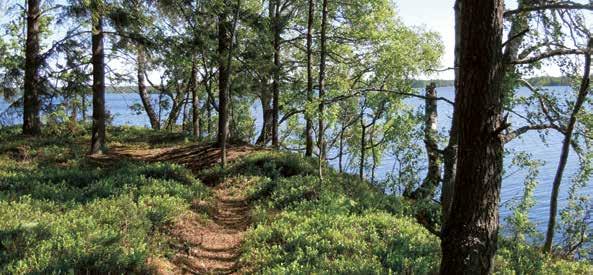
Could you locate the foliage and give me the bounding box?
[228,153,437,274]
[0,127,210,273]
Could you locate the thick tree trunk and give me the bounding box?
[411,83,441,200]
[217,12,230,164]
[137,46,160,130]
[23,0,41,136]
[440,0,505,274]
[271,0,281,149]
[304,0,314,157]
[90,15,106,154]
[217,0,237,166]
[543,46,591,253]
[318,0,329,179]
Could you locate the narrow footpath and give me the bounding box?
[92,143,258,274]
[168,177,251,274]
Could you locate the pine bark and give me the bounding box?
[23,0,41,136]
[440,0,505,273]
[90,15,106,154]
[217,2,233,166]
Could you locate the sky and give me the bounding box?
[394,0,573,79]
[2,0,587,81]
[395,0,457,79]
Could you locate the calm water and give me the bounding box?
[1,88,589,233]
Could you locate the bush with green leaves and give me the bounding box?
[226,152,431,273]
[242,200,440,274]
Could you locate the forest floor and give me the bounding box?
[91,143,260,274]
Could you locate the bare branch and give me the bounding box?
[503,124,558,143]
[504,1,593,17]
[510,48,589,64]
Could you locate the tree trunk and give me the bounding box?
[440,0,505,274]
[271,0,281,149]
[82,92,87,121]
[370,135,377,184]
[190,62,200,139]
[441,0,462,226]
[338,128,344,173]
[90,15,106,155]
[256,89,273,145]
[207,83,213,137]
[217,11,230,165]
[23,0,41,136]
[165,89,184,131]
[359,112,366,180]
[502,0,533,67]
[69,96,77,128]
[218,0,240,167]
[137,46,160,129]
[543,46,592,253]
[182,91,189,131]
[410,83,442,200]
[318,0,329,179]
[304,0,314,157]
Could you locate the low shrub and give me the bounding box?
[242,208,440,274]
[0,135,210,273]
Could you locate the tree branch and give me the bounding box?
[510,48,589,64]
[504,2,593,17]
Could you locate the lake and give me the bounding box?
[1,87,589,234]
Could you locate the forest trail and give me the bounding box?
[163,177,252,274]
[90,143,260,274]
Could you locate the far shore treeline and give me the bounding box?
[0,76,572,96]
[412,76,572,88]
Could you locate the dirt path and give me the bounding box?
[90,144,258,274]
[168,177,251,274]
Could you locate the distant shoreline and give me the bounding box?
[412,76,571,88]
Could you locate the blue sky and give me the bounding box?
[395,0,593,79]
[2,0,584,81]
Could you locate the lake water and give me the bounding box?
[1,87,589,234]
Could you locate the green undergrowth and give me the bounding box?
[0,126,210,274]
[202,151,593,274]
[201,152,441,274]
[1,125,591,274]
